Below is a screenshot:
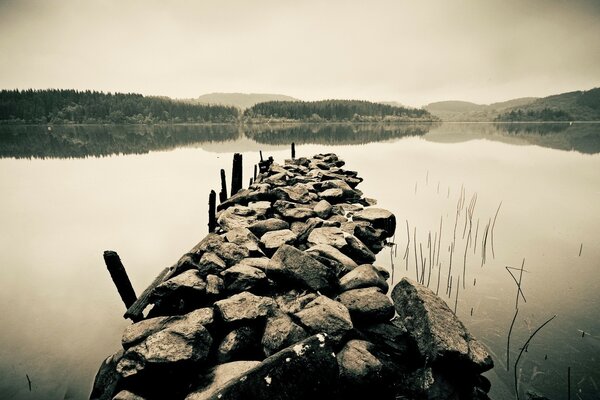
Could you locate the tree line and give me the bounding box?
[0,89,239,124]
[495,108,574,122]
[243,100,436,122]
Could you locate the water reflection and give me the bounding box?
[1,122,599,159]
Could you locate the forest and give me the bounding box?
[0,89,239,124]
[243,100,436,122]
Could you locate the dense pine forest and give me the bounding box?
[243,100,436,122]
[0,89,239,124]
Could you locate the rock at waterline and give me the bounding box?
[90,349,124,400]
[391,278,493,373]
[339,264,389,293]
[352,207,396,238]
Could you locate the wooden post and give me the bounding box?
[103,251,137,310]
[208,190,217,232]
[259,150,264,162]
[219,169,227,203]
[253,164,257,180]
[249,178,253,186]
[291,142,296,159]
[231,153,243,196]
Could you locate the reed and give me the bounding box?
[579,243,583,256]
[403,220,410,271]
[506,308,519,371]
[419,243,425,285]
[436,216,443,266]
[427,232,433,287]
[454,275,460,314]
[414,226,419,282]
[491,201,502,259]
[473,219,480,254]
[436,261,442,295]
[513,315,557,400]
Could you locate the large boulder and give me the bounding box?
[391,278,493,373]
[214,291,277,324]
[352,208,396,238]
[294,295,353,338]
[204,335,340,400]
[116,323,213,381]
[337,287,395,325]
[267,245,337,293]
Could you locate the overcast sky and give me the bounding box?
[1,0,599,106]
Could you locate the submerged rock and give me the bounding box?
[391,278,493,373]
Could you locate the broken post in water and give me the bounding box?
[219,169,227,203]
[102,251,137,310]
[231,153,243,196]
[208,190,217,232]
[291,142,295,159]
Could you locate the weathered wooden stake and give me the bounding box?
[259,150,264,162]
[219,169,227,203]
[249,178,253,186]
[231,153,243,196]
[208,190,217,232]
[253,164,257,180]
[291,142,296,159]
[103,250,137,309]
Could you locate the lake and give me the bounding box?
[0,122,599,399]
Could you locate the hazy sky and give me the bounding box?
[1,0,599,106]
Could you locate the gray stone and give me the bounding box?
[198,252,227,276]
[204,335,339,400]
[337,287,394,324]
[222,264,267,293]
[236,257,270,270]
[151,269,206,301]
[248,218,289,237]
[353,224,387,253]
[214,291,277,323]
[295,295,353,338]
[352,208,396,237]
[267,244,337,292]
[358,320,414,359]
[206,274,224,297]
[211,242,250,267]
[185,361,260,400]
[272,185,312,204]
[224,228,263,255]
[217,205,258,231]
[260,229,297,252]
[339,264,388,293]
[313,199,333,218]
[343,234,376,264]
[307,226,347,249]
[122,307,214,349]
[262,314,307,356]
[391,278,493,373]
[273,200,316,220]
[305,243,358,272]
[247,201,271,217]
[216,326,262,363]
[117,323,212,379]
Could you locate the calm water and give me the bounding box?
[0,123,599,400]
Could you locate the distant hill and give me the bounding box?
[496,88,600,121]
[425,98,537,121]
[244,99,437,122]
[192,93,299,109]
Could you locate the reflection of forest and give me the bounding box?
[244,123,434,145]
[495,123,600,154]
[0,124,240,159]
[1,122,598,159]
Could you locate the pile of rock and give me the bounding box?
[91,153,493,400]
